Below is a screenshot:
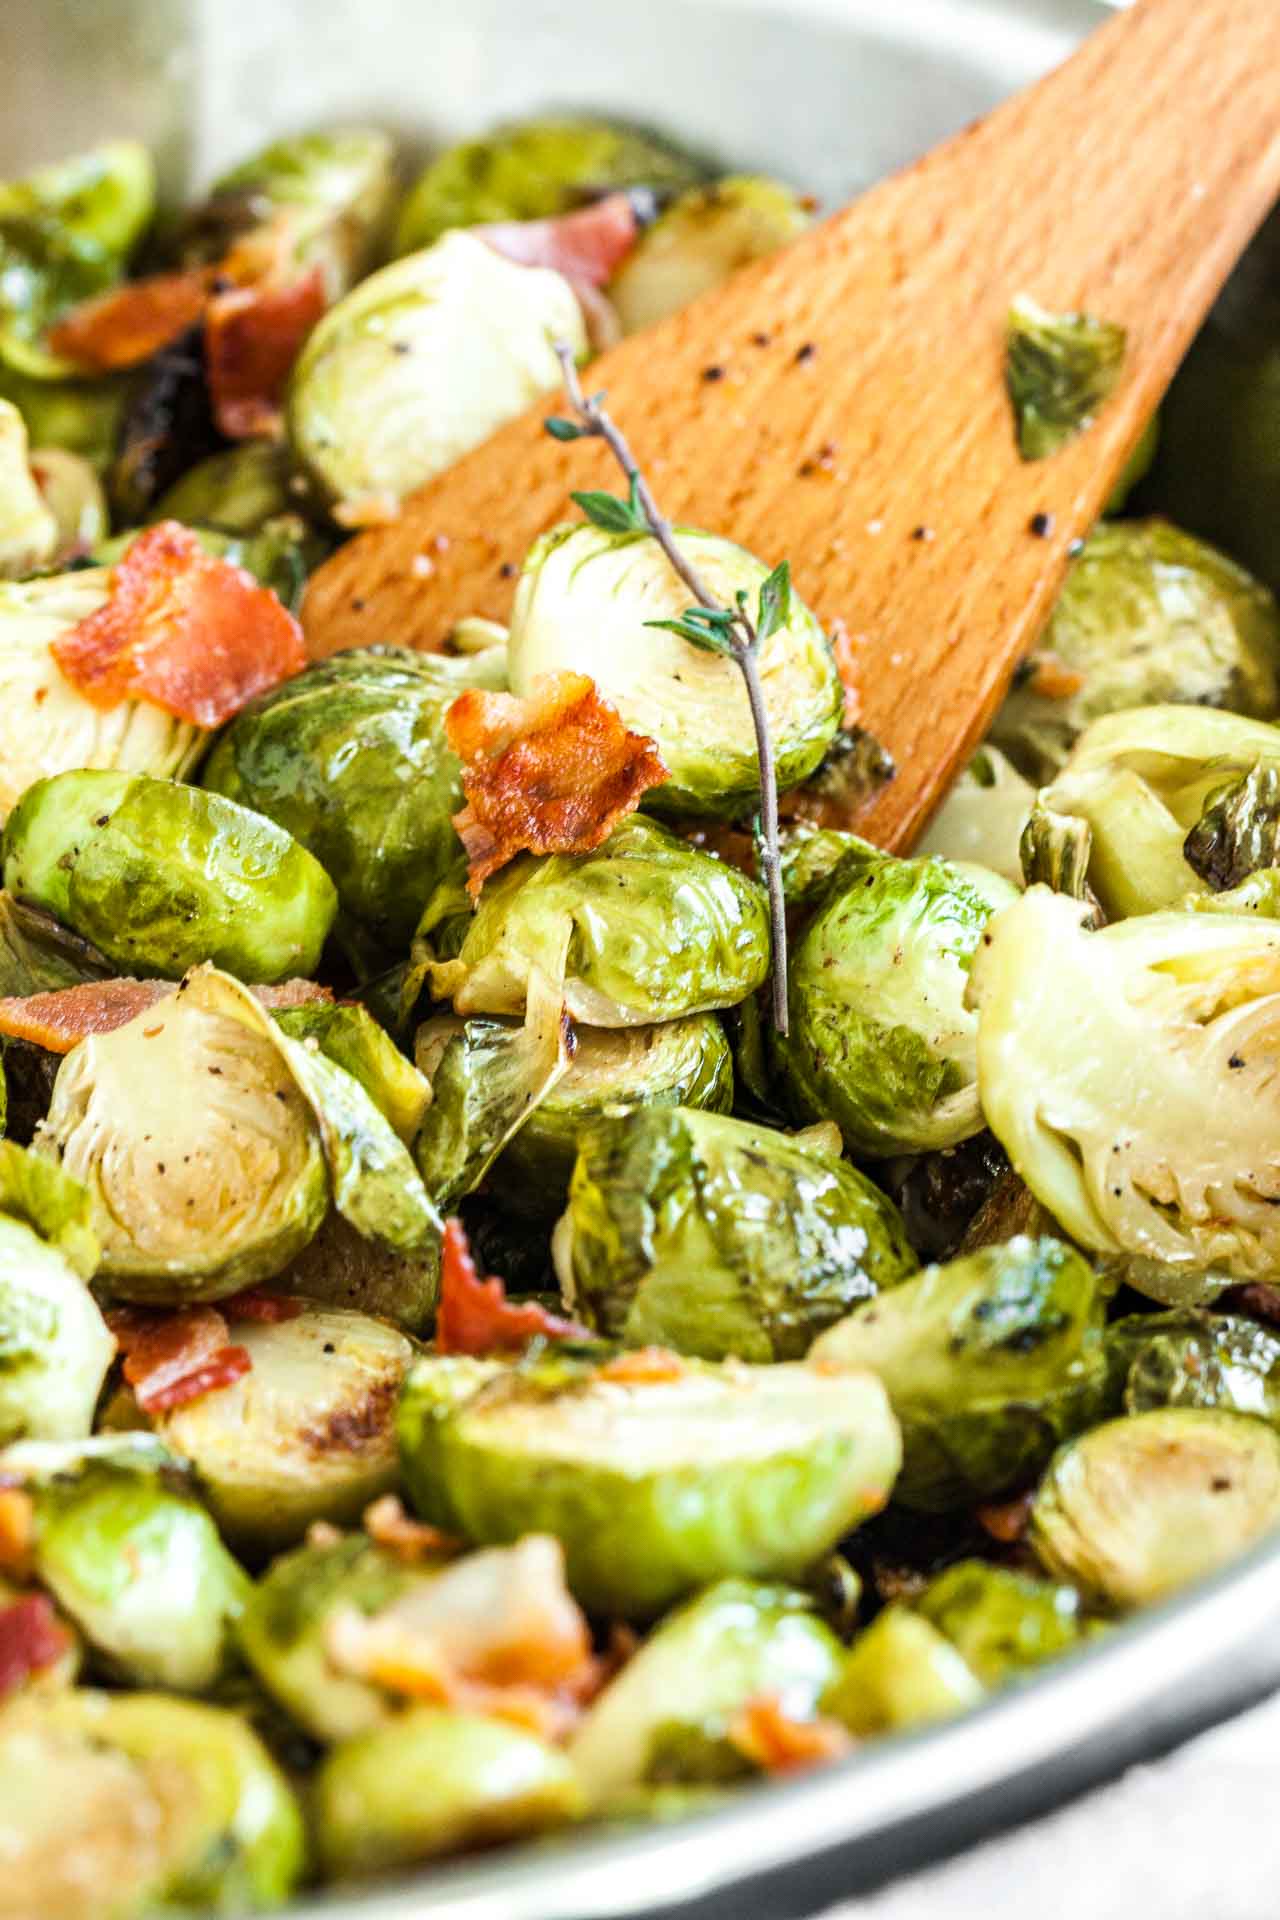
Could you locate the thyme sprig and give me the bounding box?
[546,341,790,1034]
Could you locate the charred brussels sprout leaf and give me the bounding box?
[917,746,1035,888]
[1183,763,1280,891]
[3,769,338,983]
[275,1001,429,1145]
[970,887,1280,1300]
[991,523,1280,784]
[417,815,771,1026]
[0,1214,112,1443]
[810,1236,1111,1511]
[202,646,505,957]
[397,1350,902,1617]
[1005,294,1125,461]
[609,176,811,334]
[2,1433,250,1688]
[315,1707,583,1879]
[287,232,587,512]
[776,848,1017,1157]
[1018,800,1098,915]
[395,116,706,253]
[508,522,842,817]
[912,1560,1093,1687]
[0,398,58,578]
[823,1607,983,1735]
[1029,1409,1280,1608]
[569,1579,843,1803]
[556,1105,916,1362]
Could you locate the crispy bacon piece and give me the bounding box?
[52,521,306,728]
[108,1305,251,1415]
[363,1495,463,1564]
[0,1490,35,1580]
[221,1289,305,1324]
[596,1348,687,1386]
[477,192,641,287]
[727,1697,853,1775]
[447,671,667,895]
[205,266,326,439]
[0,1595,72,1702]
[1021,649,1086,700]
[975,1490,1035,1544]
[47,269,214,372]
[0,975,330,1056]
[436,1217,585,1356]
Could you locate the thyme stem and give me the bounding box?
[551,342,790,1034]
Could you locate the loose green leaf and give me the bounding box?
[1006,294,1127,461]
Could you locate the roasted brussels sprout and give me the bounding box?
[0,141,155,379]
[823,1606,983,1735]
[609,176,811,334]
[507,522,842,816]
[568,1579,843,1803]
[0,1212,113,1443]
[0,363,130,473]
[278,1212,439,1332]
[1004,294,1126,461]
[1,1433,249,1688]
[0,1689,304,1915]
[150,439,300,534]
[201,645,506,957]
[3,769,338,982]
[315,1707,583,1878]
[0,569,205,816]
[916,746,1035,888]
[990,522,1280,783]
[1029,1409,1280,1608]
[276,1000,430,1144]
[144,1304,412,1551]
[811,1236,1110,1510]
[912,1560,1093,1686]
[1107,1309,1280,1422]
[397,1350,902,1615]
[970,887,1280,1301]
[555,1105,916,1361]
[495,1012,733,1206]
[395,115,705,254]
[287,232,587,512]
[775,847,1017,1157]
[199,128,397,297]
[417,814,770,1025]
[0,398,57,577]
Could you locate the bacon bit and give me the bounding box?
[50,522,306,728]
[975,1490,1035,1544]
[447,671,667,895]
[0,974,330,1056]
[477,192,641,288]
[596,1347,687,1386]
[0,1595,72,1702]
[205,266,326,439]
[1022,650,1086,701]
[109,1305,251,1414]
[0,1491,35,1580]
[827,618,863,728]
[727,1697,853,1775]
[363,1494,463,1564]
[436,1218,586,1356]
[222,1289,305,1324]
[331,492,402,530]
[47,269,214,371]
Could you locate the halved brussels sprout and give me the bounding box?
[1029,1409,1280,1608]
[0,570,205,817]
[0,1690,304,1916]
[775,848,1017,1157]
[568,1579,843,1804]
[316,1706,583,1879]
[970,887,1280,1300]
[495,1012,733,1207]
[202,646,506,956]
[912,1560,1093,1687]
[397,1350,902,1616]
[0,141,155,379]
[37,966,329,1301]
[811,1236,1110,1511]
[202,128,397,298]
[507,522,842,817]
[276,1001,430,1145]
[287,232,587,512]
[609,176,811,334]
[0,398,57,577]
[3,769,338,982]
[150,439,300,534]
[279,1212,439,1333]
[917,746,1035,888]
[395,115,706,253]
[823,1606,983,1736]
[1107,1309,1280,1422]
[0,1134,98,1276]
[417,814,770,1026]
[145,1304,412,1551]
[990,522,1280,784]
[2,1433,249,1688]
[555,1105,916,1362]
[0,1215,113,1443]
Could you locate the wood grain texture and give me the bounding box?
[302,0,1280,850]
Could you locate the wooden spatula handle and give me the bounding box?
[303,0,1280,849]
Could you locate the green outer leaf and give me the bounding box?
[912,1559,1093,1688]
[275,1003,429,1145]
[0,1138,97,1277]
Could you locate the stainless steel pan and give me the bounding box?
[5,1,1278,1912]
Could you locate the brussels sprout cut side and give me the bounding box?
[610,176,812,335]
[0,1213,114,1444]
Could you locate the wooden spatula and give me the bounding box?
[301,0,1280,851]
